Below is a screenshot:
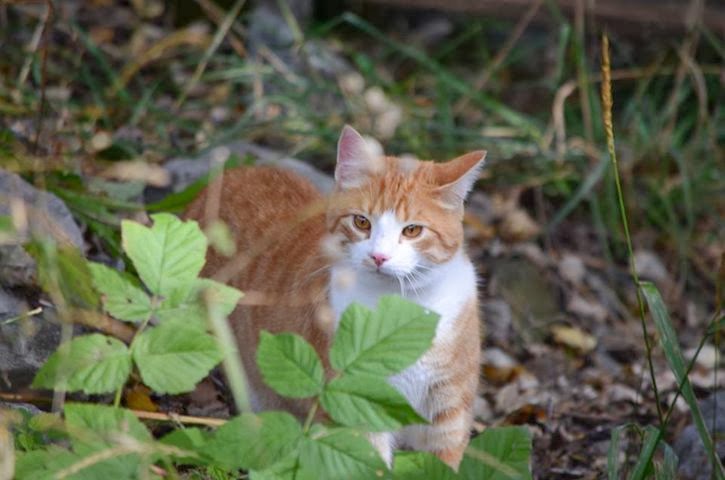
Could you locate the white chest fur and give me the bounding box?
[329,251,478,416]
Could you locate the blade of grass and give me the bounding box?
[658,441,679,479]
[640,281,725,479]
[607,425,626,480]
[73,24,130,104]
[175,0,246,110]
[629,425,659,480]
[547,151,608,232]
[600,33,664,424]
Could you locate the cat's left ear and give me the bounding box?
[434,150,487,208]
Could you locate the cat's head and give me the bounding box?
[326,125,485,285]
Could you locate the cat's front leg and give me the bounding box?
[367,431,394,468]
[422,404,474,470]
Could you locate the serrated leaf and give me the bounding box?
[32,334,131,394]
[459,426,532,480]
[155,277,242,327]
[121,213,207,298]
[132,319,224,394]
[88,262,152,322]
[64,403,152,444]
[15,446,91,480]
[159,427,210,465]
[299,426,386,480]
[320,374,425,431]
[393,451,457,480]
[257,332,325,398]
[203,412,303,471]
[330,296,439,377]
[63,403,153,479]
[250,453,308,480]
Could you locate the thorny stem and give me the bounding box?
[600,34,664,425]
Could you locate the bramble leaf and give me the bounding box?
[320,374,425,431]
[132,319,224,394]
[32,334,131,394]
[393,451,456,479]
[257,332,325,398]
[203,412,303,471]
[88,262,151,322]
[330,296,439,377]
[299,426,386,480]
[459,426,532,480]
[121,213,206,298]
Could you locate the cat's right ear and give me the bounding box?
[335,125,377,189]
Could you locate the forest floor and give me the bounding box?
[1,1,723,478]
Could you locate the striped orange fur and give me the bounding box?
[185,126,484,470]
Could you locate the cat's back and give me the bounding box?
[185,166,327,292]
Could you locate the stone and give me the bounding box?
[0,170,84,288]
[0,288,62,390]
[674,390,725,480]
[163,141,334,195]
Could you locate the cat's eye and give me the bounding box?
[402,224,423,238]
[353,215,371,231]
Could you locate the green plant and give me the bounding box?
[600,35,724,479]
[9,214,532,479]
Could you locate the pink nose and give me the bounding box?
[370,253,389,267]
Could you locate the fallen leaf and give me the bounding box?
[551,325,597,353]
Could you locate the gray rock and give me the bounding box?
[0,170,84,288]
[165,141,334,194]
[674,390,725,479]
[0,288,62,390]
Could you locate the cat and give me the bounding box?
[184,125,484,470]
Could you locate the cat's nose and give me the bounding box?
[370,253,389,267]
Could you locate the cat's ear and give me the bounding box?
[335,125,378,189]
[434,150,486,208]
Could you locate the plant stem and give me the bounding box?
[302,401,318,433]
[600,33,664,424]
[114,307,154,408]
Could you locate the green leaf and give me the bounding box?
[392,451,456,480]
[257,332,325,398]
[159,427,210,465]
[155,278,242,328]
[121,213,207,298]
[607,424,627,480]
[250,453,313,480]
[629,425,660,480]
[657,440,679,479]
[299,426,386,480]
[203,412,303,471]
[320,374,425,431]
[14,446,90,480]
[88,262,152,322]
[132,319,224,394]
[32,334,131,394]
[330,296,439,377]
[62,403,153,479]
[640,281,725,479]
[459,426,532,480]
[64,403,152,444]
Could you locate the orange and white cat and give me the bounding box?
[185,126,484,470]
